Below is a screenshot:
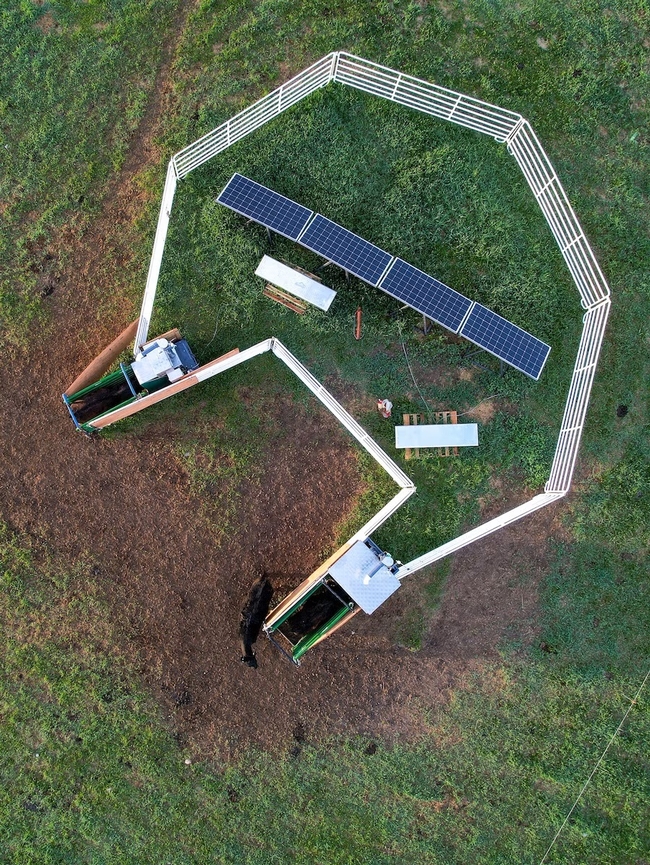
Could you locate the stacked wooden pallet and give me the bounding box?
[262,261,323,314]
[262,284,309,314]
[401,410,459,459]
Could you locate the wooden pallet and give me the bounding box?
[279,260,322,283]
[402,410,459,459]
[263,284,308,314]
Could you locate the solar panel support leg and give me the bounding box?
[388,303,410,321]
[462,346,506,377]
[266,226,274,248]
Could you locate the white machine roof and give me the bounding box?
[328,540,400,614]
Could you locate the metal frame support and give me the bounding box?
[127,51,611,583]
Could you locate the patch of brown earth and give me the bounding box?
[34,11,58,34]
[0,7,566,758]
[423,491,563,661]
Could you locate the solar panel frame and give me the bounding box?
[378,258,473,333]
[216,173,313,241]
[459,303,551,380]
[297,214,393,286]
[217,174,551,380]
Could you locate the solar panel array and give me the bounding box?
[216,173,551,379]
[380,259,473,333]
[216,173,312,241]
[298,215,392,286]
[459,304,551,380]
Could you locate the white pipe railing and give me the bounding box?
[134,160,177,351]
[334,52,522,141]
[349,486,416,546]
[173,53,335,179]
[507,122,610,309]
[131,52,611,582]
[193,338,273,381]
[271,338,415,491]
[546,299,610,492]
[396,492,565,578]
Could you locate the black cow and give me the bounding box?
[239,574,273,668]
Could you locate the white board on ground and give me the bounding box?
[255,255,336,311]
[395,423,479,449]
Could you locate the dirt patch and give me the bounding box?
[462,397,498,424]
[407,356,481,392]
[423,491,563,661]
[323,373,375,418]
[0,6,567,759]
[34,11,58,35]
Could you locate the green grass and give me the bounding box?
[0,0,177,350]
[149,81,569,561]
[2,0,649,861]
[540,540,650,679]
[1,524,648,864]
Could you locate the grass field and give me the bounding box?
[0,0,178,350]
[1,0,649,862]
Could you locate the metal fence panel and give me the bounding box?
[397,492,565,577]
[546,300,611,492]
[349,487,416,544]
[134,160,177,352]
[508,122,610,308]
[334,52,521,141]
[132,52,612,582]
[271,338,415,491]
[173,54,335,178]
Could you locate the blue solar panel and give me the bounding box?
[459,304,551,380]
[297,215,393,286]
[216,174,312,241]
[216,174,551,379]
[379,259,473,333]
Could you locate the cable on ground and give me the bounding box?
[539,667,650,864]
[397,320,433,415]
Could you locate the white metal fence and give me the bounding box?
[134,160,177,351]
[271,338,414,491]
[333,53,522,141]
[173,53,336,179]
[545,299,610,493]
[506,121,610,309]
[270,338,416,543]
[133,51,611,579]
[395,492,564,579]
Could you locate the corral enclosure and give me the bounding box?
[1,2,648,862]
[144,81,577,568]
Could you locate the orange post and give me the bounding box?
[354,306,362,340]
[65,318,139,397]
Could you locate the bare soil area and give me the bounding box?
[0,9,564,757]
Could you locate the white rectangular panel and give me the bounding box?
[255,255,336,311]
[395,423,479,449]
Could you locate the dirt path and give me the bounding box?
[0,5,564,757]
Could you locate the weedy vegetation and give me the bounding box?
[0,0,177,350]
[1,0,648,862]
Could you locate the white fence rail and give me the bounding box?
[134,160,177,351]
[350,486,416,546]
[334,52,522,141]
[507,122,610,308]
[271,338,415,491]
[132,52,611,581]
[546,299,611,493]
[396,492,564,579]
[173,53,335,179]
